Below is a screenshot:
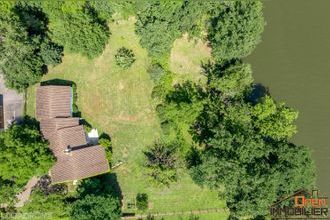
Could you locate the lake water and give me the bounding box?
[247,0,330,196]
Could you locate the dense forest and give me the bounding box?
[0,0,315,219]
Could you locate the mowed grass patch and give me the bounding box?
[169,34,211,83]
[26,17,227,215]
[157,211,229,220]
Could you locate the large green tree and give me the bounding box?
[18,175,69,218]
[187,63,315,218]
[0,1,62,91]
[208,0,264,61]
[0,121,54,186]
[206,62,254,98]
[70,194,121,220]
[136,0,182,59]
[42,1,110,59]
[144,140,178,185]
[191,121,314,217]
[252,95,298,140]
[136,0,264,62]
[135,0,218,59]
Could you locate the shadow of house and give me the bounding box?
[40,78,74,87]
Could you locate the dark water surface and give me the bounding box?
[247,0,330,195]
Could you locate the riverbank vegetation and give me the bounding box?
[0,0,315,219]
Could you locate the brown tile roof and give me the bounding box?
[40,117,80,140]
[50,125,87,157]
[36,86,72,120]
[50,145,110,183]
[36,84,110,184]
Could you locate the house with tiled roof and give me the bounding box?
[36,85,110,184]
[36,86,72,119]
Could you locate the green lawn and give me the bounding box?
[26,17,227,217]
[156,212,229,220]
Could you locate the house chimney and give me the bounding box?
[64,145,72,154]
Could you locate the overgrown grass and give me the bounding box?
[26,17,227,216]
[169,34,211,84]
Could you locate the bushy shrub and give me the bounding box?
[115,47,136,69]
[99,138,112,162]
[147,63,165,83]
[83,123,92,133]
[144,140,178,185]
[151,72,174,101]
[99,138,111,148]
[136,193,148,211]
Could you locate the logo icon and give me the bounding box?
[270,189,329,219]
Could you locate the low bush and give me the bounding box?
[136,193,148,211]
[115,47,135,69]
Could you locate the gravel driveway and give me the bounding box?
[0,74,24,128]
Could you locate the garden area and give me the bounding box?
[25,16,228,218]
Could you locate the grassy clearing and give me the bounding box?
[26,17,227,216]
[169,34,211,83]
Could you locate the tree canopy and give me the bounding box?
[42,1,110,59]
[136,1,182,59]
[136,0,264,62]
[187,63,315,218]
[0,119,54,207]
[206,62,254,98]
[0,121,54,186]
[252,95,298,140]
[19,189,70,219]
[208,0,264,61]
[0,1,62,91]
[70,194,121,220]
[144,140,178,185]
[135,0,218,60]
[0,0,113,90]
